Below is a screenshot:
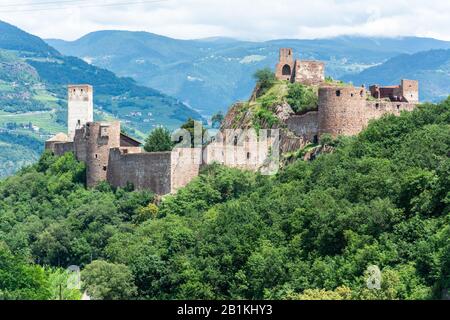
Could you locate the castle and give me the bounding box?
[274,48,419,140]
[45,49,420,196]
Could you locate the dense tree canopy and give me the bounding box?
[254,68,276,97]
[144,127,174,152]
[0,98,449,300]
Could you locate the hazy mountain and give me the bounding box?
[0,21,203,178]
[47,31,450,115]
[342,49,450,102]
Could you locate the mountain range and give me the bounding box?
[48,31,450,115]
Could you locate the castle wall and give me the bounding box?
[286,111,319,142]
[68,85,93,140]
[45,140,73,155]
[171,148,202,193]
[365,101,417,120]
[107,148,172,195]
[203,129,276,171]
[51,142,74,156]
[294,61,325,85]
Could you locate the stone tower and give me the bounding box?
[68,85,94,140]
[400,79,419,103]
[318,86,367,138]
[275,48,295,81]
[73,121,121,187]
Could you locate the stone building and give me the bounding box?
[67,85,94,140]
[369,79,419,103]
[275,48,325,85]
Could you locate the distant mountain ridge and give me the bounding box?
[47,31,450,115]
[0,21,59,57]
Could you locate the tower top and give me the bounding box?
[67,84,94,139]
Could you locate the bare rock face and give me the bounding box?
[303,145,335,161]
[274,102,295,123]
[221,102,253,130]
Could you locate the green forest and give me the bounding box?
[0,98,449,300]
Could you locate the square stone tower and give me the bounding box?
[68,85,94,140]
[400,80,419,103]
[275,48,295,81]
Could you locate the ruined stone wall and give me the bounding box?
[45,141,74,156]
[286,111,319,142]
[365,101,417,120]
[203,129,276,171]
[318,86,367,137]
[171,148,202,193]
[68,85,93,140]
[53,142,74,156]
[294,61,325,85]
[107,148,172,195]
[74,121,121,187]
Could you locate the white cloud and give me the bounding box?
[0,0,449,41]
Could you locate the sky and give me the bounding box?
[0,0,449,41]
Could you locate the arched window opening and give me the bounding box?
[282,64,291,76]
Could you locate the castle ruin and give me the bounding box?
[275,48,325,85]
[45,48,420,196]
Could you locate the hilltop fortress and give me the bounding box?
[45,48,420,195]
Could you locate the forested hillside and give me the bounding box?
[0,97,449,300]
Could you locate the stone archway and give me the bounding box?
[282,64,291,76]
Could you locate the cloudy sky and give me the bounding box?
[0,0,449,41]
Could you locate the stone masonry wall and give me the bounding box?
[318,86,419,138]
[294,61,325,85]
[286,111,319,142]
[171,148,202,193]
[318,86,368,137]
[107,148,172,195]
[45,141,74,156]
